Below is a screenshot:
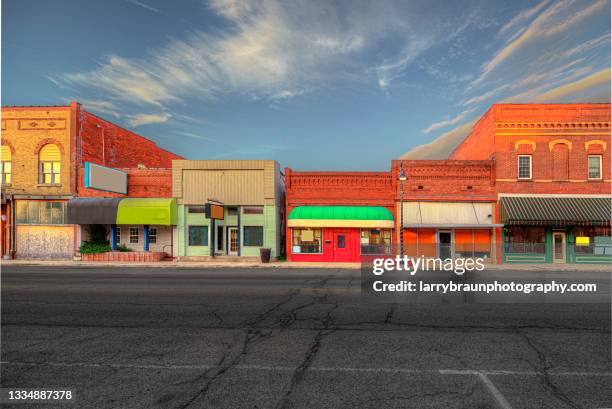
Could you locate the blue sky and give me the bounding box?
[3,0,610,170]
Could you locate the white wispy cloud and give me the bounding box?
[79,99,122,118]
[498,0,549,37]
[422,108,476,134]
[125,0,160,13]
[473,0,607,86]
[126,113,171,127]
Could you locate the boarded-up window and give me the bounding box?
[552,143,569,181]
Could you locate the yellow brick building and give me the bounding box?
[1,104,77,258]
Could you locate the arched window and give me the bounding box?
[1,145,11,184]
[39,144,61,185]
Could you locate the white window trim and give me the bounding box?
[517,155,532,180]
[129,227,139,244]
[587,155,602,180]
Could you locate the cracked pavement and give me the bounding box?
[1,265,611,408]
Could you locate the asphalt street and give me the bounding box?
[1,265,610,408]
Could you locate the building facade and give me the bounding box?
[451,103,611,264]
[392,160,500,263]
[1,102,182,259]
[172,160,283,260]
[285,169,395,262]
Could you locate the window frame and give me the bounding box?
[291,228,323,254]
[148,227,157,244]
[517,155,532,180]
[587,155,602,180]
[1,160,11,185]
[243,226,264,247]
[188,225,209,246]
[129,227,139,244]
[39,160,61,185]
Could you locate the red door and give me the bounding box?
[333,230,354,262]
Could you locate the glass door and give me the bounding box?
[228,227,239,256]
[553,232,566,263]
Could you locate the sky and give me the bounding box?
[2,0,611,170]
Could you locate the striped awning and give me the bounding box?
[500,196,611,226]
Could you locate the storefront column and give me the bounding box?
[236,207,241,256]
[566,227,575,264]
[545,228,553,263]
[143,225,150,252]
[111,225,118,250]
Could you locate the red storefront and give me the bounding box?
[285,169,395,262]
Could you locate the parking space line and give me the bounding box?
[477,372,513,409]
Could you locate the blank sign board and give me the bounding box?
[84,162,128,194]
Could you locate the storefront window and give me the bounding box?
[504,226,546,254]
[129,228,139,243]
[243,226,263,246]
[149,228,157,244]
[360,229,392,255]
[16,201,66,225]
[455,229,491,258]
[574,226,611,255]
[292,228,322,254]
[188,226,208,246]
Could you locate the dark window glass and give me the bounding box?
[188,226,208,246]
[149,228,157,244]
[243,226,264,246]
[188,206,205,213]
[227,207,238,216]
[243,206,264,214]
[217,226,224,250]
[337,234,346,248]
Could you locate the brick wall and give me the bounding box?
[77,168,173,197]
[79,110,182,169]
[391,160,496,201]
[450,103,612,195]
[1,106,74,196]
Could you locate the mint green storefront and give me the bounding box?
[500,196,612,264]
[177,204,280,258]
[173,160,284,261]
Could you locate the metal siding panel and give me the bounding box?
[181,169,265,205]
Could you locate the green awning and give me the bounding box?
[288,206,394,228]
[500,196,611,226]
[116,198,177,226]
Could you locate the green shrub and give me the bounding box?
[79,241,112,254]
[117,244,132,252]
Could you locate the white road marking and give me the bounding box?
[3,361,611,377]
[477,372,513,409]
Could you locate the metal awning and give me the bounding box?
[402,202,494,228]
[288,206,394,228]
[116,198,177,226]
[500,196,611,226]
[67,198,122,225]
[67,198,177,225]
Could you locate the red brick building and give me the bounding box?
[391,160,500,263]
[285,168,395,262]
[451,103,611,264]
[1,102,182,259]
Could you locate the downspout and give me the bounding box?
[10,195,15,259]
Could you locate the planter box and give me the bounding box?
[82,251,166,262]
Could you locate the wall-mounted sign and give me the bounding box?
[575,236,590,246]
[84,162,128,194]
[205,203,224,220]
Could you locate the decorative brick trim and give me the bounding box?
[514,139,536,152]
[0,139,16,155]
[585,139,607,151]
[33,138,66,156]
[548,139,572,151]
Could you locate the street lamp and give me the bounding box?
[398,164,407,256]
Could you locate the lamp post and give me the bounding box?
[398,164,407,256]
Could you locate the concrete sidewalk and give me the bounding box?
[1,259,610,272]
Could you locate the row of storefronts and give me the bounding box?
[2,103,611,264]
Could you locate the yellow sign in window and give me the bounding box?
[576,236,590,246]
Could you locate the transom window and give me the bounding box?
[16,201,66,225]
[588,155,602,180]
[129,227,139,243]
[518,155,532,180]
[1,145,11,185]
[39,144,61,185]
